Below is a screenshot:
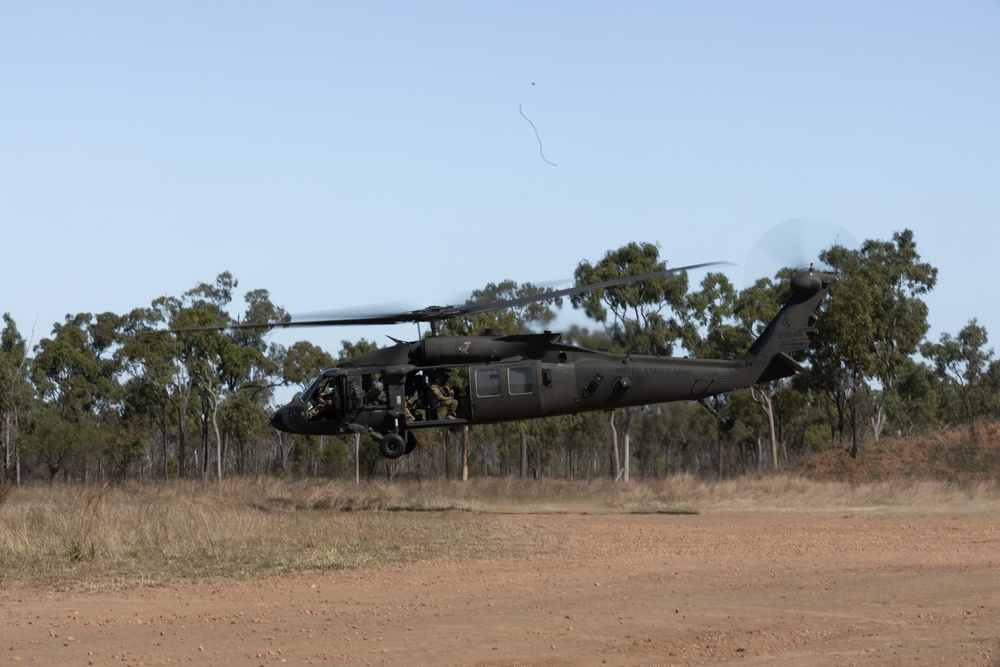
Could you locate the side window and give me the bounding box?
[508,365,534,395]
[475,368,501,397]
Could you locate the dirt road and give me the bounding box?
[3,511,999,666]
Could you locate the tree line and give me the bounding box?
[2,229,998,485]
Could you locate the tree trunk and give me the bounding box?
[461,425,469,482]
[520,432,527,480]
[161,400,168,481]
[354,433,360,484]
[751,386,779,469]
[212,405,222,481]
[766,397,778,468]
[717,423,724,479]
[3,411,9,474]
[622,408,633,483]
[870,405,887,442]
[177,399,187,478]
[608,412,621,481]
[443,432,450,480]
[849,396,859,458]
[201,407,209,482]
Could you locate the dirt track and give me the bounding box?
[4,511,999,666]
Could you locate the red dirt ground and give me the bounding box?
[4,510,999,666]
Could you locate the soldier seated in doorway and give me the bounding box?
[429,372,458,420]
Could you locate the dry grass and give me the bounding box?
[0,479,542,591]
[3,475,1000,591]
[600,473,1000,515]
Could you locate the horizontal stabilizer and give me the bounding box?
[755,352,807,384]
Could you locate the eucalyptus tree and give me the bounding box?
[280,341,336,387]
[686,272,753,474]
[629,406,673,478]
[987,359,1000,420]
[921,319,996,425]
[219,390,271,475]
[173,273,290,480]
[811,230,937,455]
[33,312,121,419]
[715,389,769,471]
[118,306,180,478]
[829,230,936,439]
[888,358,941,435]
[170,276,233,480]
[146,272,287,480]
[30,312,123,479]
[217,287,288,476]
[572,242,691,482]
[137,291,209,477]
[685,272,748,360]
[0,314,31,483]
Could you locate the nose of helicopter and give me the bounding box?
[270,400,308,433]
[269,407,287,431]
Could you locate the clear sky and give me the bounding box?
[3,1,998,366]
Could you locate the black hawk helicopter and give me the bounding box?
[247,262,833,459]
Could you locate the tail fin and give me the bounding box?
[738,269,833,386]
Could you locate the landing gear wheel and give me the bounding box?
[379,433,406,459]
[404,431,417,454]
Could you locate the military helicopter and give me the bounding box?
[248,262,834,459]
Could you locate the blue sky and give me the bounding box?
[2,1,998,367]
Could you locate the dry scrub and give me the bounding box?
[0,479,540,590]
[3,475,1000,591]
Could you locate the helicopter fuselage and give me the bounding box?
[271,336,739,436]
[269,268,833,458]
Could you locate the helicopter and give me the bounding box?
[244,262,834,459]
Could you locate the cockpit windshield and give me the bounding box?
[299,377,321,403]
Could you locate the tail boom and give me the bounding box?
[737,269,833,387]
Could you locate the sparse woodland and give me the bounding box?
[2,229,998,485]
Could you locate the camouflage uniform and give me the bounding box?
[308,387,336,419]
[364,380,385,405]
[405,389,419,422]
[430,378,458,420]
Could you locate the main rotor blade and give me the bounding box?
[462,260,732,317]
[172,260,731,333]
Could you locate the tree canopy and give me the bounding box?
[3,229,997,485]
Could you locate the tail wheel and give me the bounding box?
[379,433,406,459]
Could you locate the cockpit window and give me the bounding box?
[300,377,321,402]
[306,377,343,421]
